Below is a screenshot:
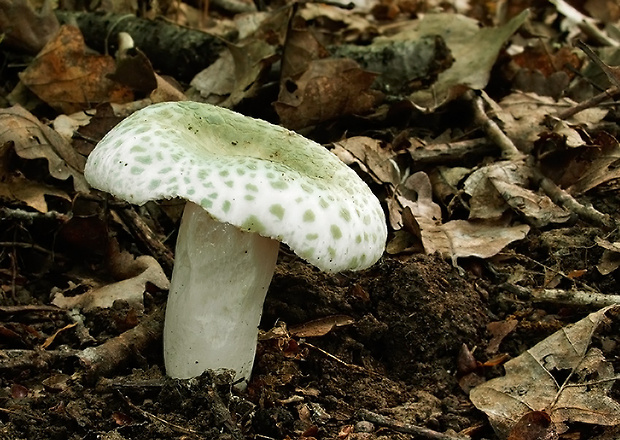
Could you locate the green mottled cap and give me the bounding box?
[84,101,387,272]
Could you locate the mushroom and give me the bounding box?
[84,101,387,387]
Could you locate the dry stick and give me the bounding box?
[530,166,615,229]
[0,207,70,223]
[115,207,175,274]
[301,341,383,378]
[0,309,163,376]
[465,90,615,229]
[576,40,620,89]
[0,305,65,315]
[502,283,620,308]
[120,393,206,439]
[556,86,620,120]
[0,348,76,372]
[358,409,468,440]
[555,40,620,119]
[77,307,164,380]
[466,90,523,160]
[408,138,499,166]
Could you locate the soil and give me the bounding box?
[2,221,619,440]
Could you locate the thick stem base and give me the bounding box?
[163,202,279,387]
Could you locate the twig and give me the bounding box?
[115,207,175,274]
[576,40,620,88]
[529,166,615,229]
[501,283,620,308]
[77,307,164,380]
[407,138,499,166]
[0,241,57,255]
[0,348,77,372]
[0,207,69,223]
[466,90,524,160]
[555,86,620,120]
[357,409,468,440]
[0,406,46,422]
[0,305,65,315]
[207,387,245,440]
[301,341,382,378]
[549,0,618,47]
[120,392,206,439]
[1,309,163,377]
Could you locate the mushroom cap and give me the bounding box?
[85,101,387,272]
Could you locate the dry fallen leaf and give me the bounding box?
[332,136,402,186]
[52,255,170,311]
[394,171,530,259]
[275,58,381,129]
[596,238,620,275]
[189,7,290,107]
[0,0,59,53]
[470,306,620,439]
[486,319,519,355]
[464,161,570,227]
[383,10,529,110]
[19,25,134,113]
[495,92,608,153]
[0,105,89,199]
[289,315,355,338]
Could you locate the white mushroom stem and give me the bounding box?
[163,201,279,387]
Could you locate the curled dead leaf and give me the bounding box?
[289,315,355,338]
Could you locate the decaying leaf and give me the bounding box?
[382,10,529,110]
[392,171,530,259]
[0,0,59,53]
[52,255,170,311]
[276,57,381,129]
[330,35,453,96]
[495,92,609,153]
[596,238,620,275]
[289,315,355,338]
[19,25,133,113]
[332,136,402,186]
[0,173,70,212]
[465,161,570,227]
[0,104,89,195]
[470,306,620,439]
[189,7,290,106]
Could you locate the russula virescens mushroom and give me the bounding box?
[84,101,387,387]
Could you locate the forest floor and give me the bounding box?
[2,0,620,439]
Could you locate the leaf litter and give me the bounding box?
[470,306,620,438]
[2,0,620,439]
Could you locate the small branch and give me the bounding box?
[0,348,77,372]
[0,241,57,256]
[0,305,65,315]
[77,307,164,380]
[357,409,468,440]
[120,392,206,439]
[301,341,382,378]
[115,207,175,274]
[0,309,163,377]
[0,208,70,224]
[529,166,615,229]
[555,86,620,120]
[408,138,499,166]
[502,283,620,308]
[576,40,620,88]
[466,90,524,160]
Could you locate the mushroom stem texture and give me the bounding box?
[163,201,279,386]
